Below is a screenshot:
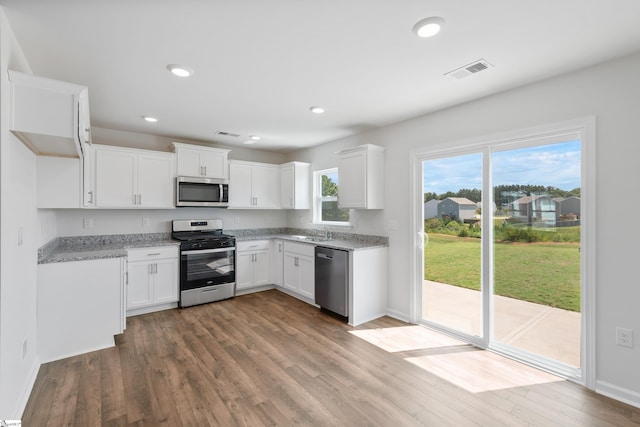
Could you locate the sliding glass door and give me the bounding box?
[422,153,483,339]
[491,140,581,370]
[415,122,591,381]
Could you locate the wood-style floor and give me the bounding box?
[23,290,640,426]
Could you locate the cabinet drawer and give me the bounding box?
[127,246,178,262]
[284,241,315,257]
[237,240,271,252]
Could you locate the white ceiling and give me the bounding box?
[3,1,640,153]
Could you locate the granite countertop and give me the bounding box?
[235,234,387,251]
[38,234,179,264]
[38,229,388,264]
[230,228,388,251]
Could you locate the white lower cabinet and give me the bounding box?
[349,247,388,326]
[236,240,271,291]
[271,239,284,287]
[126,246,179,315]
[283,241,315,302]
[37,258,125,363]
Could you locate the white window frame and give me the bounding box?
[313,168,351,226]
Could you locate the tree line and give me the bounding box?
[424,185,581,204]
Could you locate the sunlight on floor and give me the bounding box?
[349,325,563,393]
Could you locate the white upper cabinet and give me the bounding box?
[172,142,230,179]
[94,145,175,209]
[228,160,279,209]
[8,70,91,158]
[337,144,385,209]
[280,161,310,209]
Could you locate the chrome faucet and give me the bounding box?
[324,226,332,240]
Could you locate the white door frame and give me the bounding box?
[409,117,596,388]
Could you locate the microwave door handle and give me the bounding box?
[220,184,224,200]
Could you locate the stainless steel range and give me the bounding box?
[172,219,236,307]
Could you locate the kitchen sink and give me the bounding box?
[288,235,331,242]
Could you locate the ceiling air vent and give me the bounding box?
[445,59,493,80]
[216,131,241,138]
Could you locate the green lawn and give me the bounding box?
[424,233,581,312]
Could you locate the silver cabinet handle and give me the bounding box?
[88,190,93,204]
[204,166,207,175]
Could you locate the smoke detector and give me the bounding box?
[445,59,493,80]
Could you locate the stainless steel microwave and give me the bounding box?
[176,176,229,207]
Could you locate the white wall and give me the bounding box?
[0,7,40,418]
[55,207,286,237]
[286,51,640,405]
[92,127,287,164]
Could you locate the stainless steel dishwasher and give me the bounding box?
[314,246,349,317]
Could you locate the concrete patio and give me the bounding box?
[423,280,581,367]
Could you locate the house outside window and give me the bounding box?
[313,168,350,225]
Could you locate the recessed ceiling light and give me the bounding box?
[167,64,194,77]
[249,135,261,141]
[412,16,445,38]
[243,139,257,145]
[309,106,325,114]
[143,116,158,123]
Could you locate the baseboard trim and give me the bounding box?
[235,284,276,296]
[16,357,41,419]
[386,308,411,323]
[596,380,640,409]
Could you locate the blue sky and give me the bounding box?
[423,140,581,194]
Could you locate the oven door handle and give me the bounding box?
[182,247,236,255]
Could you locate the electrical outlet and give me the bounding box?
[616,327,633,348]
[142,218,150,227]
[83,218,93,229]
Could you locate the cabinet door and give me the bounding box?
[338,151,367,208]
[83,144,96,207]
[127,261,153,309]
[138,153,175,208]
[283,252,300,293]
[297,255,315,301]
[272,240,284,287]
[78,88,92,145]
[253,249,271,287]
[229,163,254,208]
[153,258,179,304]
[252,164,279,208]
[176,146,202,177]
[235,251,255,290]
[95,148,137,207]
[200,150,228,179]
[280,164,294,209]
